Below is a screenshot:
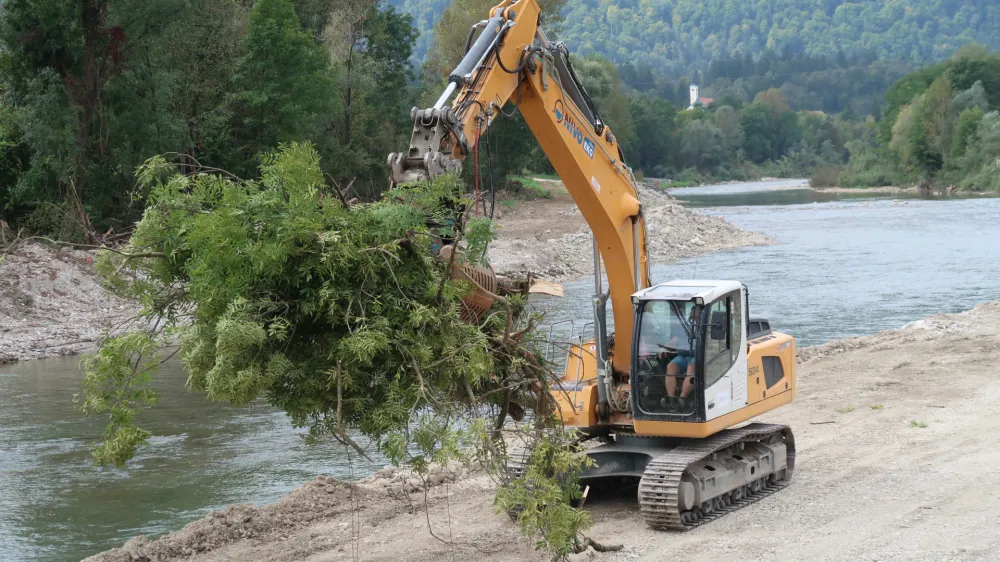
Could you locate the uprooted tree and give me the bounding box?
[80,142,609,558]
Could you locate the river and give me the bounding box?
[4,180,1000,561]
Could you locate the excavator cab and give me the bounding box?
[630,281,749,424]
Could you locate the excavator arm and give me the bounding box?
[388,0,650,379]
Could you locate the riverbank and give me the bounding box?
[487,182,774,281]
[0,242,139,363]
[0,185,771,362]
[87,298,1000,562]
[811,185,922,194]
[812,185,997,195]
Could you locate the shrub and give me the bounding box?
[809,165,841,188]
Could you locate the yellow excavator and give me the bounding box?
[388,0,796,530]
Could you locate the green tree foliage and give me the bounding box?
[560,0,999,75]
[720,90,810,167]
[715,105,745,159]
[321,1,418,197]
[678,120,723,171]
[1,0,189,236]
[907,76,952,176]
[83,143,597,557]
[626,94,677,176]
[393,0,996,114]
[231,0,335,175]
[845,46,1000,189]
[397,0,1000,73]
[950,107,984,161]
[0,0,420,236]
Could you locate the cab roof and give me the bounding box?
[632,280,743,304]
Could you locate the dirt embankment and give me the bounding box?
[487,180,774,281]
[87,300,1000,562]
[0,243,140,363]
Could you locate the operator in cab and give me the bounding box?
[638,301,698,407]
[663,305,697,402]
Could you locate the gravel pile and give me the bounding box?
[488,186,773,281]
[798,300,1000,363]
[0,242,140,362]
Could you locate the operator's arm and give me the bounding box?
[387,0,649,376]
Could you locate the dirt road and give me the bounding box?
[89,300,1000,562]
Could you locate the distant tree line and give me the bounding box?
[9,0,991,241]
[834,45,1000,190]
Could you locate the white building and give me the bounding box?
[688,83,714,110]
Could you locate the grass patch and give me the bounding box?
[835,405,855,413]
[909,420,928,428]
[499,200,517,208]
[508,175,552,199]
[870,404,884,410]
[665,180,697,188]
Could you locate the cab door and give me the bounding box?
[702,290,747,421]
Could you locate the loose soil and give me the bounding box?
[0,243,139,363]
[487,180,773,281]
[87,300,1000,562]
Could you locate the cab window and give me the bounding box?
[704,298,731,388]
[634,300,698,416]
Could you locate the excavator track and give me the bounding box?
[638,423,795,531]
[503,446,533,481]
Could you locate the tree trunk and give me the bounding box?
[344,31,355,147]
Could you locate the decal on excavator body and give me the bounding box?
[554,99,595,159]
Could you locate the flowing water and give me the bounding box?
[0,361,385,562]
[533,182,1000,346]
[5,180,1000,561]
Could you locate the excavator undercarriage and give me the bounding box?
[506,424,794,531]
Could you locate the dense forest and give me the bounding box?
[393,0,1000,112]
[0,0,862,241]
[397,0,1000,71]
[0,0,420,239]
[2,0,998,242]
[833,45,1000,190]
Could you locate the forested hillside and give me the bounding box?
[392,0,999,113]
[561,0,1000,73]
[396,0,1000,71]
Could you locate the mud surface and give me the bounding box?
[87,300,1000,562]
[487,181,773,281]
[0,243,139,363]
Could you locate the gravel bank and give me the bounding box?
[488,185,774,281]
[0,186,773,362]
[0,243,139,363]
[85,298,1000,562]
